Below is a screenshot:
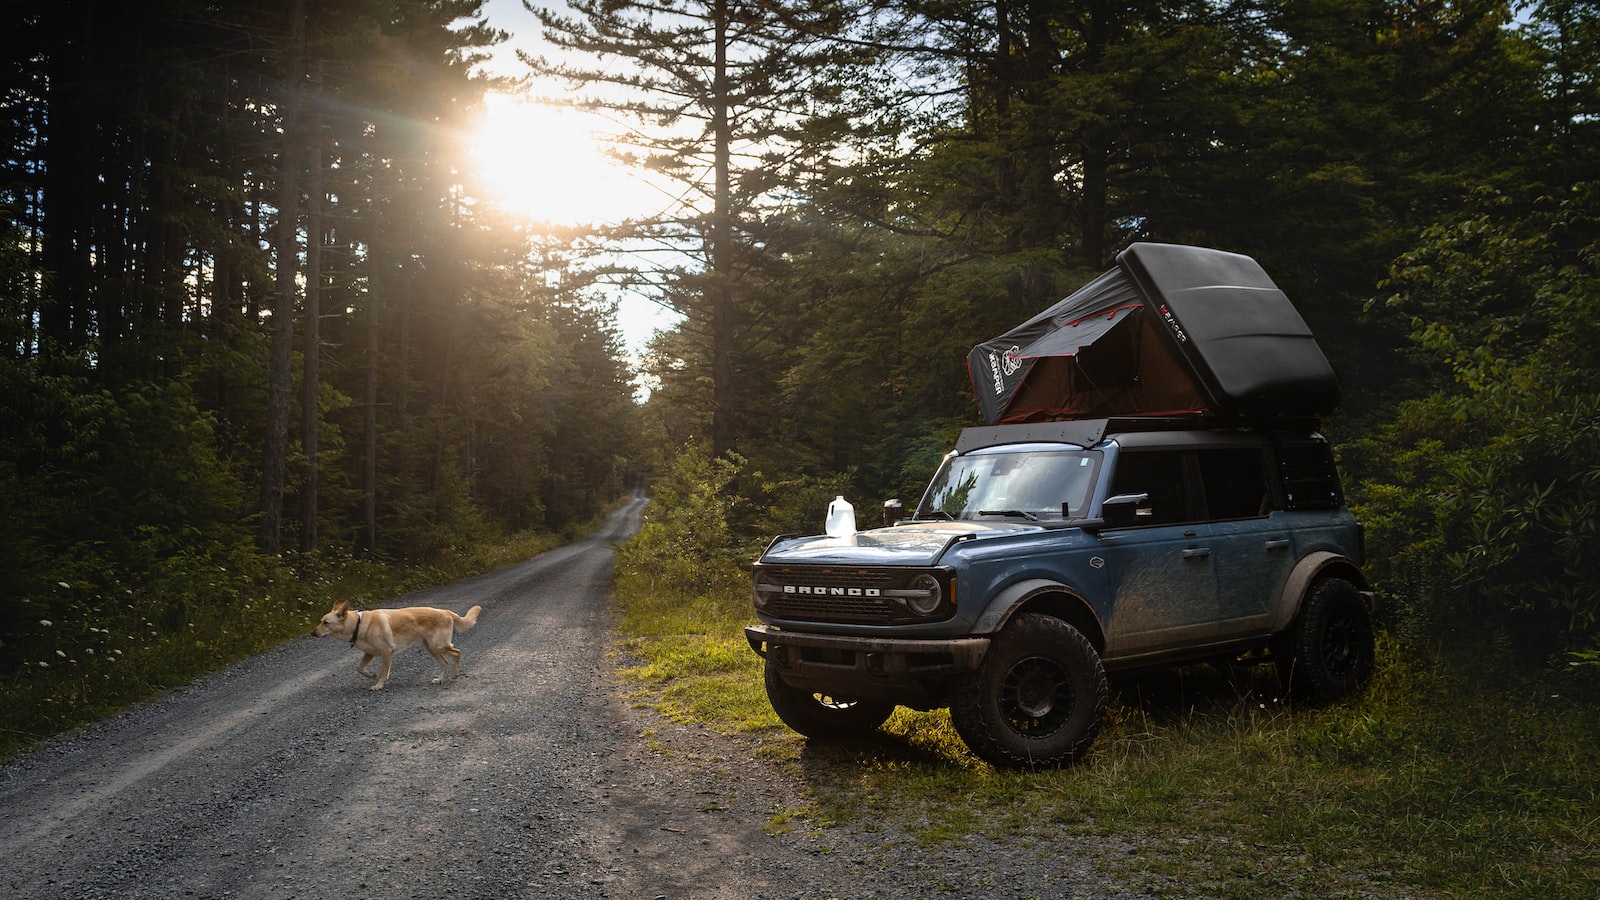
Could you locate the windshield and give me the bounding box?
[915,447,1102,522]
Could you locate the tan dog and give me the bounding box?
[312,599,482,690]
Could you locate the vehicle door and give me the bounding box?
[1095,448,1219,655]
[1198,446,1297,638]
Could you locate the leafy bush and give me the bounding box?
[616,443,754,599]
[0,361,253,666]
[618,442,863,599]
[1354,185,1600,668]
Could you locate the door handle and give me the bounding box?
[1182,548,1212,560]
[1264,539,1291,551]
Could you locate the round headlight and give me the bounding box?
[752,572,773,609]
[905,573,942,616]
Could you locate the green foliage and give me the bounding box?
[0,358,253,655]
[1353,184,1600,666]
[612,442,893,734]
[615,444,755,599]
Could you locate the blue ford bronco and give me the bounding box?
[748,244,1375,767]
[745,416,1375,768]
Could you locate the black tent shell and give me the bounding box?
[967,243,1341,426]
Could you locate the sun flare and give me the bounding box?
[468,92,683,360]
[468,93,645,226]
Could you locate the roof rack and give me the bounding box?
[953,415,1324,453]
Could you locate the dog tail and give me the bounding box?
[456,605,482,631]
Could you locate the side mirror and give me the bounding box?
[1081,492,1149,534]
[882,498,903,527]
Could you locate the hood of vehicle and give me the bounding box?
[758,521,1038,566]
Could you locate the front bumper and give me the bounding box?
[745,624,989,707]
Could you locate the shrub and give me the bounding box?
[1354,185,1600,668]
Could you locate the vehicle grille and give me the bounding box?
[756,567,907,625]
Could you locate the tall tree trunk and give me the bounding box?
[40,0,94,356]
[299,75,322,554]
[710,0,736,458]
[362,274,379,558]
[1078,134,1109,266]
[993,0,1017,253]
[259,0,305,555]
[1077,0,1111,267]
[360,236,384,558]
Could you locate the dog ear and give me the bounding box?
[334,598,350,615]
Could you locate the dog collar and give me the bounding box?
[349,611,362,645]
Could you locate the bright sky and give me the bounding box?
[468,92,646,227]
[470,0,683,361]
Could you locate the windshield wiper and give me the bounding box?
[979,509,1039,521]
[916,509,955,521]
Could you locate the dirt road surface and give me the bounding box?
[0,496,1156,900]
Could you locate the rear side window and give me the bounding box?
[1276,437,1343,510]
[1197,448,1271,519]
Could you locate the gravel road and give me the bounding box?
[0,495,1165,900]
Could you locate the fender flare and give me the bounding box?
[1270,551,1371,633]
[971,578,1105,648]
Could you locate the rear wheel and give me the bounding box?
[950,614,1107,768]
[763,660,894,739]
[1277,576,1375,700]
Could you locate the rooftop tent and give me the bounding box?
[967,243,1341,425]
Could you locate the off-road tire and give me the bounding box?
[763,660,894,739]
[1276,576,1375,701]
[950,613,1107,769]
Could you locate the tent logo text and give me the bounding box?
[1159,305,1190,344]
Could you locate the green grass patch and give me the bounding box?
[612,562,780,736]
[613,567,1600,899]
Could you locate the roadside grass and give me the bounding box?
[0,528,568,760]
[613,562,779,738]
[612,565,1600,900]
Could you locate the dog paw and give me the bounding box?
[368,683,385,691]
[430,677,444,685]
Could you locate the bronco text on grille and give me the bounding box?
[786,585,882,597]
[752,566,951,626]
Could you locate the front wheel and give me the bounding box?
[950,614,1107,769]
[1276,576,1375,701]
[763,660,894,739]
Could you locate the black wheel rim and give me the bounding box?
[1322,606,1367,678]
[999,656,1074,737]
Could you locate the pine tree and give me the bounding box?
[524,0,876,456]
